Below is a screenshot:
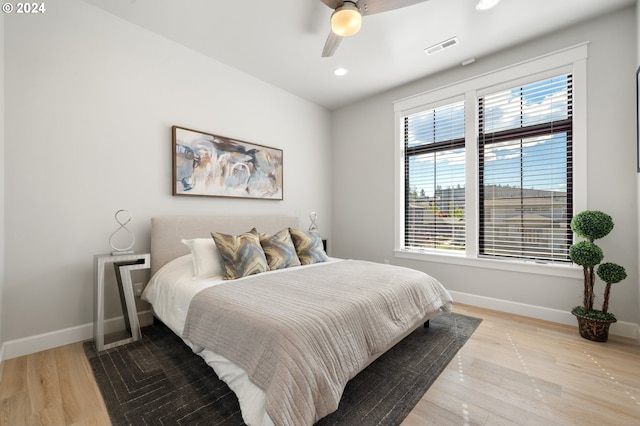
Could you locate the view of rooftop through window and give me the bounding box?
[479,74,572,262]
[404,100,466,251]
[404,74,572,262]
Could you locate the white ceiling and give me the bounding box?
[80,0,634,110]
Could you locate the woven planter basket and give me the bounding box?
[572,308,616,342]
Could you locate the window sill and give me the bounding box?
[394,249,583,279]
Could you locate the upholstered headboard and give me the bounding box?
[150,215,299,276]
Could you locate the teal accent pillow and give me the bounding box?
[259,228,301,270]
[288,228,329,265]
[211,229,269,280]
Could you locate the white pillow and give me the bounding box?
[181,238,223,279]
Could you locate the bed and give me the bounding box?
[142,215,453,426]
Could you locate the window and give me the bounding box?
[404,100,465,252]
[394,44,587,273]
[478,75,573,263]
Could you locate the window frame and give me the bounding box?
[403,97,467,253]
[477,74,574,263]
[393,44,588,278]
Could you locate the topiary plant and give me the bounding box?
[570,210,613,242]
[569,240,603,312]
[596,262,627,315]
[569,211,626,327]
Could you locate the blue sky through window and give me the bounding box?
[483,134,568,192]
[406,75,570,198]
[406,101,465,199]
[406,101,465,147]
[484,75,570,133]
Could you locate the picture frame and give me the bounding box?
[172,125,283,200]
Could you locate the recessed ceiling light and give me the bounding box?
[334,67,348,76]
[476,0,500,10]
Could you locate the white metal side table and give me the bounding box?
[93,252,150,351]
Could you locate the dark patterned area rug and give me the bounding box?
[84,312,481,426]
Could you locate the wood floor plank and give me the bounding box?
[55,344,108,425]
[0,392,29,426]
[411,386,491,425]
[25,349,63,419]
[404,304,640,426]
[25,404,66,426]
[68,411,111,426]
[0,357,27,400]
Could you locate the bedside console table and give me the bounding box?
[93,252,150,351]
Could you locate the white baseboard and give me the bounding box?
[450,290,640,341]
[3,310,154,360]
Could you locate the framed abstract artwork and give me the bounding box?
[172,126,283,200]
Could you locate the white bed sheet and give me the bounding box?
[142,254,342,426]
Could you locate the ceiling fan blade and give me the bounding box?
[320,0,345,9]
[357,0,429,16]
[321,31,343,57]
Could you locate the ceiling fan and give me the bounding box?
[320,0,430,57]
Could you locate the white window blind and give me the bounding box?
[404,100,465,251]
[478,74,573,262]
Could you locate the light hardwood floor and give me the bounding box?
[0,304,638,425]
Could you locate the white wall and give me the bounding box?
[0,11,5,371]
[3,0,332,351]
[332,7,639,334]
[636,0,640,333]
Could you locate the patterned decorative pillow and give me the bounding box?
[211,229,269,280]
[288,228,329,265]
[259,228,301,270]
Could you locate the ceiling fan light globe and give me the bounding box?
[331,4,362,37]
[475,0,500,10]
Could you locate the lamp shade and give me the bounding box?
[331,2,362,37]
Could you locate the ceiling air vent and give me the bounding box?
[424,37,459,55]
